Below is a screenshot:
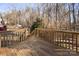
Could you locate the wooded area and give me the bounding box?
[0,3,79,31]
[0,3,79,56]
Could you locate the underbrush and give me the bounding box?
[0,48,34,56]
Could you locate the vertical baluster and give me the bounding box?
[44,30,45,41]
[55,31,57,45]
[59,32,61,46]
[76,34,78,53]
[63,33,65,48]
[56,32,58,45]
[61,32,63,47]
[40,30,42,40]
[55,31,56,45]
[36,29,37,37]
[38,29,39,37]
[67,33,69,49]
[66,33,67,49]
[47,30,50,43]
[0,34,1,47]
[59,32,61,47]
[54,32,57,44]
[49,30,50,43]
[64,33,66,48]
[57,32,59,46]
[36,29,38,37]
[15,32,17,44]
[5,34,7,47]
[72,34,74,50]
[42,30,43,40]
[48,30,50,43]
[21,32,24,41]
[44,30,46,41]
[69,33,71,49]
[50,30,51,44]
[66,33,68,48]
[65,33,66,48]
[53,31,55,45]
[5,35,10,46]
[3,34,4,47]
[7,35,10,47]
[68,33,70,49]
[19,32,21,42]
[19,32,20,42]
[23,32,25,41]
[1,33,3,47]
[50,30,52,44]
[51,31,53,44]
[41,30,43,40]
[17,32,19,42]
[21,32,22,41]
[10,32,13,45]
[60,32,62,47]
[4,33,6,47]
[23,32,24,41]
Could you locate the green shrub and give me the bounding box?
[30,18,43,32]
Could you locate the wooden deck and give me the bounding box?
[0,28,79,56]
[7,36,78,56]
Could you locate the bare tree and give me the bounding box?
[72,3,76,31]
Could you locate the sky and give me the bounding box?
[0,3,38,12]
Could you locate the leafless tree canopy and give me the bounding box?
[1,3,79,31]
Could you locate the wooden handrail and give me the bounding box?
[0,28,26,47]
[32,28,79,53]
[35,28,79,34]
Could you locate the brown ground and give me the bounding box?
[0,48,35,56]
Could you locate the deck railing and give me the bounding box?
[32,28,79,53]
[0,29,26,47]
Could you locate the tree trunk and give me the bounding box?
[56,3,58,29]
[68,4,71,30]
[72,3,76,31]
